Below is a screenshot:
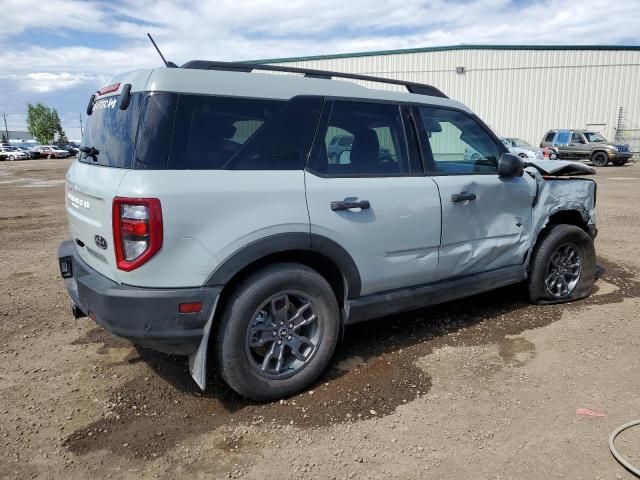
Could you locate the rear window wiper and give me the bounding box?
[79,146,100,161]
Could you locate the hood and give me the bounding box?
[524,159,595,176]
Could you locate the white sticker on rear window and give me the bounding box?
[93,98,117,110]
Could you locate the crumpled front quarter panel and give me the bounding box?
[527,167,596,262]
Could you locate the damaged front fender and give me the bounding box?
[524,165,597,271]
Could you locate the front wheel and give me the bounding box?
[214,263,340,401]
[591,151,609,167]
[528,224,596,304]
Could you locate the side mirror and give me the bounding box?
[498,152,524,178]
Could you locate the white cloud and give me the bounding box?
[9,73,108,93]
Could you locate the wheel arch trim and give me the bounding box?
[203,232,362,298]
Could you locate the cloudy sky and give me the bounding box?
[1,0,639,140]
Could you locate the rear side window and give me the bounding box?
[555,130,571,145]
[80,93,144,168]
[311,101,414,176]
[165,94,321,170]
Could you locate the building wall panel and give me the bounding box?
[267,49,640,148]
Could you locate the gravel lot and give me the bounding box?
[1,159,639,479]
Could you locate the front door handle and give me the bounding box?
[451,192,477,203]
[331,199,371,211]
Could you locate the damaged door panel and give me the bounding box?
[433,174,536,278]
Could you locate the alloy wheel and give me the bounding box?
[245,291,322,379]
[545,243,582,298]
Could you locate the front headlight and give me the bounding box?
[610,145,619,152]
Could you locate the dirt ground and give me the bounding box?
[1,158,640,480]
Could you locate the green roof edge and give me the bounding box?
[243,44,640,64]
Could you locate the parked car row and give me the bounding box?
[0,143,79,160]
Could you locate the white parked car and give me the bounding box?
[0,146,29,161]
[501,137,556,160]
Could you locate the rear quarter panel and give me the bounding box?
[115,170,309,288]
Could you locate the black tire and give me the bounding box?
[591,151,609,167]
[214,263,340,401]
[528,224,596,304]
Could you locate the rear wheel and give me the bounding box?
[528,224,595,304]
[8,155,15,161]
[591,151,609,167]
[214,263,340,401]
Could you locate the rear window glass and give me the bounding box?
[83,92,322,170]
[164,94,322,170]
[80,93,143,168]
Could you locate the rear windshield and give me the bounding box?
[81,91,322,170]
[80,94,143,168]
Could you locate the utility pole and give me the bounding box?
[79,112,83,137]
[2,113,9,141]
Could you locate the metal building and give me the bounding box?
[251,45,640,155]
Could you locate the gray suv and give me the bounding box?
[540,129,632,167]
[58,60,598,401]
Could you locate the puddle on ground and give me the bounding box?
[64,257,640,459]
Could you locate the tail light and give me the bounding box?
[112,197,163,271]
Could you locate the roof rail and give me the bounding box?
[180,60,448,98]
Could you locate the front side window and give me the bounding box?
[417,107,501,175]
[583,132,606,143]
[311,101,412,176]
[571,132,585,144]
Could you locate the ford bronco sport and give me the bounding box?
[540,129,632,167]
[58,61,598,401]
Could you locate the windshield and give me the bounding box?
[512,138,533,148]
[80,93,143,167]
[584,132,607,143]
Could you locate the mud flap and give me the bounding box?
[188,298,219,391]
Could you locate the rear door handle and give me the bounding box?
[451,192,476,203]
[331,199,371,211]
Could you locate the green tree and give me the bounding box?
[26,103,59,144]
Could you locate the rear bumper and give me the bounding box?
[58,240,221,355]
